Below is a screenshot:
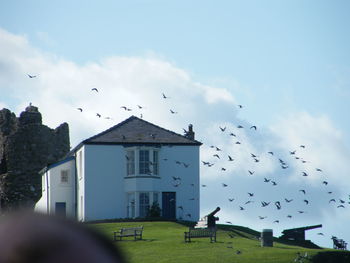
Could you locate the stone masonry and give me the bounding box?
[0,105,70,210]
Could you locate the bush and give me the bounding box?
[147,202,161,218]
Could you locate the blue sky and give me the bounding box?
[1,0,350,248]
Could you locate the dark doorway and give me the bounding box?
[162,192,176,219]
[55,202,66,217]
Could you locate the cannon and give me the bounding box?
[207,207,220,229]
[280,224,322,241]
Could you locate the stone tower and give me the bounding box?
[0,105,70,210]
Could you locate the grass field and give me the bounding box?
[91,221,348,263]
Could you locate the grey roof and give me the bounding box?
[82,116,202,146]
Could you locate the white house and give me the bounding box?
[35,116,202,222]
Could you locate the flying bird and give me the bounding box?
[96,113,101,118]
[170,109,178,114]
[299,189,306,194]
[219,126,226,132]
[302,172,308,177]
[248,192,254,197]
[228,155,234,161]
[91,87,98,92]
[316,168,323,172]
[162,93,170,99]
[268,151,274,155]
[121,106,132,111]
[213,154,220,159]
[248,170,254,175]
[250,125,257,130]
[303,200,309,205]
[237,125,244,129]
[228,198,234,202]
[222,183,228,187]
[285,198,293,203]
[27,74,37,78]
[77,108,83,112]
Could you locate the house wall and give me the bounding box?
[34,158,76,218]
[48,159,76,218]
[124,145,200,222]
[81,144,200,222]
[83,144,125,221]
[76,147,85,221]
[159,145,200,221]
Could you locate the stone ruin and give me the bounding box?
[0,105,70,211]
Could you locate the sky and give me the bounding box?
[1,0,350,248]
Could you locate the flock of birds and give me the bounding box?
[27,73,348,246]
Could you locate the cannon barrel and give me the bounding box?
[207,207,221,217]
[282,224,322,233]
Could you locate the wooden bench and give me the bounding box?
[114,226,143,241]
[184,228,217,243]
[332,236,347,250]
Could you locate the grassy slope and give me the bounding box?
[91,221,342,263]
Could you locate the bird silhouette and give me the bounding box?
[285,198,293,203]
[316,168,323,172]
[268,151,274,155]
[121,106,132,111]
[248,192,254,197]
[222,183,228,187]
[228,155,234,161]
[162,93,170,99]
[228,198,234,202]
[27,74,37,78]
[219,126,226,132]
[170,109,178,114]
[250,125,257,130]
[77,108,83,112]
[264,178,271,183]
[237,125,244,129]
[303,200,309,205]
[96,113,101,118]
[91,87,98,92]
[299,189,306,194]
[248,170,254,175]
[213,154,220,159]
[302,172,308,177]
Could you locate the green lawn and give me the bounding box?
[91,221,347,263]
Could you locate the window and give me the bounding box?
[152,151,159,175]
[126,150,135,175]
[61,170,69,183]
[127,193,135,218]
[125,148,160,176]
[139,192,150,218]
[139,150,150,175]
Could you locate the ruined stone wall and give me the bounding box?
[0,105,70,210]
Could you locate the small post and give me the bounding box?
[261,229,273,247]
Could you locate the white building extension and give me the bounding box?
[35,116,202,222]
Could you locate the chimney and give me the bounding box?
[186,124,195,140]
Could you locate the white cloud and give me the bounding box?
[1,28,350,248]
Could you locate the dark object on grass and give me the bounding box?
[207,207,220,229]
[280,224,322,241]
